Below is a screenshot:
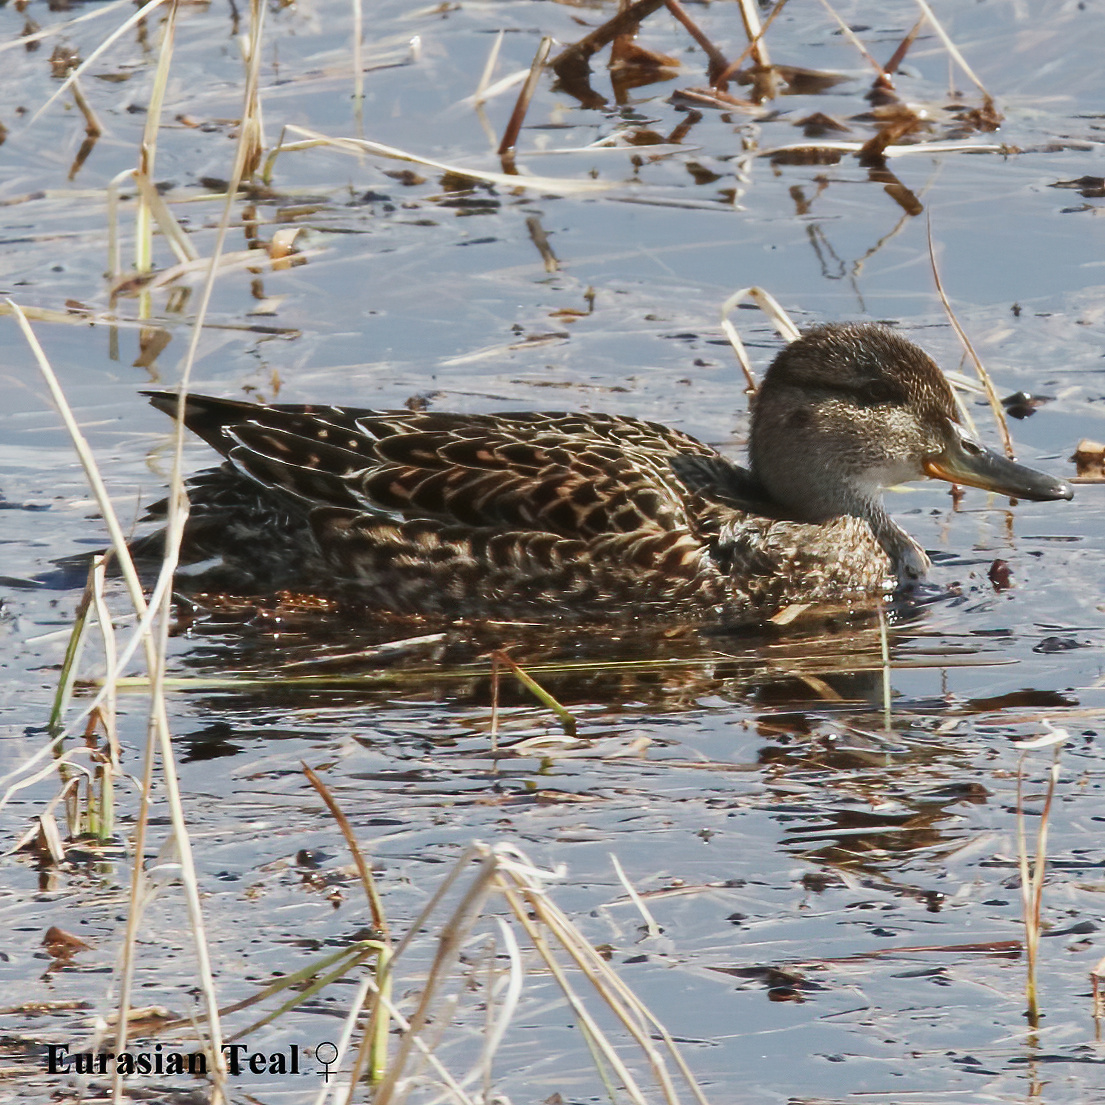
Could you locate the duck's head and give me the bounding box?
[748,322,1073,585]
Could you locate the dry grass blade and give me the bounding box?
[87,555,119,840]
[472,29,504,106]
[336,971,473,1104]
[363,843,709,1103]
[877,601,892,734]
[106,166,131,283]
[48,560,96,739]
[302,763,390,941]
[1,759,89,852]
[27,0,171,127]
[114,0,272,1087]
[1017,725,1067,1029]
[814,0,890,84]
[111,245,323,297]
[495,852,709,1105]
[913,0,994,105]
[274,126,614,194]
[370,851,500,1105]
[925,218,1013,456]
[132,171,199,266]
[8,300,229,1093]
[719,285,801,390]
[8,303,146,612]
[1092,955,1105,1023]
[133,0,179,320]
[352,0,364,105]
[489,650,577,736]
[610,853,661,938]
[476,918,525,1094]
[0,0,140,54]
[763,139,1005,159]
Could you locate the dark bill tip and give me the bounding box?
[923,434,1074,503]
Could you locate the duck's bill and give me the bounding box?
[923,434,1074,502]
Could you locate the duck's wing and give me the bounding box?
[145,392,718,539]
[668,453,798,521]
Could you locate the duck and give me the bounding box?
[140,322,1072,621]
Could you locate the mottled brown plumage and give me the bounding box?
[140,323,1072,622]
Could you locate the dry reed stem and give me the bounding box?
[134,0,179,325]
[110,245,324,297]
[69,77,103,138]
[2,758,92,852]
[314,974,377,1105]
[496,850,705,1099]
[734,0,771,69]
[467,67,529,111]
[89,554,119,841]
[106,167,132,284]
[498,35,552,157]
[549,0,666,82]
[366,842,708,1104]
[480,919,525,1095]
[35,810,69,866]
[713,0,788,88]
[333,969,474,1105]
[7,304,147,610]
[1092,956,1105,1022]
[114,0,270,1089]
[882,14,927,80]
[489,652,501,758]
[90,556,119,766]
[664,0,728,82]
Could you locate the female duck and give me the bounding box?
[144,323,1072,620]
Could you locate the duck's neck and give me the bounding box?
[864,502,930,589]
